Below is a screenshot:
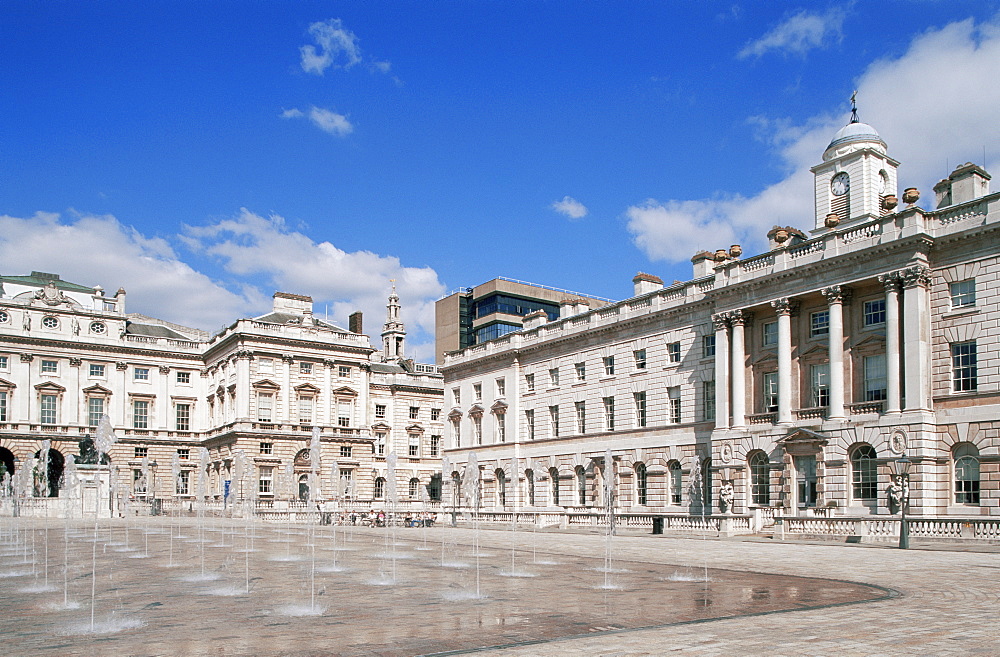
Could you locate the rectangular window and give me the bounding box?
[634,392,647,427]
[667,342,681,363]
[409,406,419,420]
[176,371,191,384]
[299,362,313,375]
[525,409,535,440]
[863,354,887,402]
[762,321,778,346]
[175,403,191,431]
[87,397,105,426]
[338,365,351,378]
[603,396,615,431]
[574,362,586,381]
[408,434,420,457]
[496,378,506,397]
[340,445,352,458]
[525,374,535,392]
[176,470,190,496]
[496,413,506,442]
[298,396,314,423]
[549,368,559,387]
[633,349,647,369]
[763,372,779,413]
[668,387,681,423]
[702,335,716,358]
[259,442,272,455]
[257,358,274,374]
[703,380,716,420]
[603,356,615,376]
[452,388,461,405]
[473,383,482,400]
[863,299,886,327]
[0,355,7,371]
[134,367,150,381]
[177,448,190,460]
[132,399,149,429]
[134,446,148,459]
[473,415,483,444]
[133,469,146,496]
[256,393,273,422]
[575,401,586,434]
[41,359,58,374]
[810,363,830,407]
[337,399,353,427]
[548,405,559,437]
[374,403,386,419]
[430,435,441,457]
[89,363,106,377]
[375,432,386,456]
[810,311,830,338]
[40,394,58,424]
[0,391,7,422]
[258,467,273,495]
[950,279,976,308]
[952,341,978,392]
[430,408,441,421]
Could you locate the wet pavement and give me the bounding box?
[0,517,994,656]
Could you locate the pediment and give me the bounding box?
[447,409,463,421]
[252,379,281,390]
[82,384,113,396]
[332,386,358,397]
[490,400,508,414]
[406,423,424,434]
[0,378,16,390]
[752,351,778,366]
[777,428,829,447]
[799,344,828,358]
[294,383,321,393]
[371,422,391,432]
[854,334,885,348]
[34,381,66,393]
[467,404,484,417]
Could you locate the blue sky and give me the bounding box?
[3,1,999,360]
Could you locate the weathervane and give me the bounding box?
[850,90,859,124]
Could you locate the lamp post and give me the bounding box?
[890,454,912,549]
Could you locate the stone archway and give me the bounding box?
[0,446,15,485]
[33,448,65,497]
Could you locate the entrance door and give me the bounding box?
[794,455,817,509]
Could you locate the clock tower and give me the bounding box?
[809,96,899,231]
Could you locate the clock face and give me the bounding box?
[831,172,850,196]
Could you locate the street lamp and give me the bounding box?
[890,454,912,549]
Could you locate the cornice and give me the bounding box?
[0,335,203,361]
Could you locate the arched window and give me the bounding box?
[408,477,420,499]
[298,474,310,501]
[634,463,648,505]
[549,467,560,506]
[748,451,770,506]
[495,469,506,506]
[576,466,587,505]
[374,476,386,500]
[525,469,535,506]
[954,443,980,504]
[850,444,878,501]
[668,460,682,505]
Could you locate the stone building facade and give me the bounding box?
[440,115,999,520]
[0,275,443,505]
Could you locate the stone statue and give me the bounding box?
[886,475,908,514]
[718,480,735,514]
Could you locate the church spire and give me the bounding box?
[381,280,406,361]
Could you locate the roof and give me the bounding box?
[252,311,346,331]
[126,322,193,340]
[825,121,885,153]
[0,271,96,293]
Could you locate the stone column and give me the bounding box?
[878,273,902,413]
[730,310,752,429]
[901,265,932,411]
[712,314,730,430]
[821,285,850,420]
[771,298,797,425]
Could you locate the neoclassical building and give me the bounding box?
[0,276,444,505]
[440,113,998,522]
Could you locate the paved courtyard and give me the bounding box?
[0,517,996,656]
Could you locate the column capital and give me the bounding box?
[878,272,902,292]
[712,313,730,331]
[900,264,931,289]
[821,285,852,305]
[729,309,754,327]
[770,298,799,317]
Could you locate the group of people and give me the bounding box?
[333,510,438,527]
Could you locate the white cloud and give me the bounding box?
[738,8,846,59]
[281,105,354,137]
[551,196,588,220]
[630,16,1000,264]
[184,209,446,357]
[300,19,362,75]
[0,212,257,330]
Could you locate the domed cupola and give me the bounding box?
[810,93,899,231]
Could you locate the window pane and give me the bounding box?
[952,341,978,392]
